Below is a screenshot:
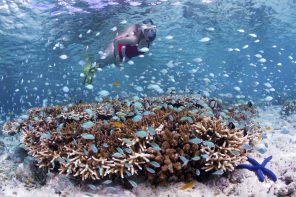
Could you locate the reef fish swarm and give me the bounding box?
[2,95,262,185]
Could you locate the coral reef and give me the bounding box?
[2,95,261,185]
[280,99,296,115]
[3,120,22,136]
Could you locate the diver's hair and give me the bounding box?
[142,19,154,25]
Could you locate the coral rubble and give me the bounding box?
[2,95,262,185]
[280,100,296,115]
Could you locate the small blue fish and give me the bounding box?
[133,102,143,110]
[57,123,64,133]
[146,167,156,173]
[128,179,137,188]
[19,114,29,120]
[201,153,209,160]
[81,121,94,129]
[149,142,161,151]
[133,115,142,122]
[83,148,88,155]
[195,169,201,176]
[190,109,200,114]
[162,103,168,109]
[230,150,241,156]
[87,184,97,190]
[125,163,132,168]
[180,116,193,123]
[122,138,133,145]
[98,167,103,176]
[189,137,203,144]
[111,116,120,121]
[132,96,140,101]
[102,180,112,184]
[191,156,201,161]
[143,111,152,116]
[102,143,109,148]
[127,112,135,117]
[153,105,162,110]
[242,144,252,151]
[116,112,126,117]
[124,147,133,154]
[212,170,224,175]
[150,161,160,168]
[203,141,215,148]
[72,139,78,145]
[84,109,93,116]
[125,170,132,177]
[57,157,66,164]
[168,115,174,122]
[135,130,147,138]
[112,152,123,158]
[90,144,98,153]
[40,132,51,140]
[116,147,124,154]
[80,133,95,140]
[173,107,182,112]
[179,156,189,166]
[148,127,156,135]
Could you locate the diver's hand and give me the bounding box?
[115,54,121,65]
[113,38,118,49]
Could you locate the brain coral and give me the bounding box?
[2,96,261,185]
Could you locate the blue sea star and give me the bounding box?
[237,156,277,182]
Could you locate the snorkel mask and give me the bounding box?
[141,19,156,42]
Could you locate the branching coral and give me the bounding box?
[3,95,261,185]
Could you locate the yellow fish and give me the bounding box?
[266,126,272,131]
[112,121,124,128]
[254,135,263,145]
[113,82,120,87]
[180,182,195,190]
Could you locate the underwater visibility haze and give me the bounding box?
[0,0,296,196]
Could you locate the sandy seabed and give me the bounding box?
[0,106,295,197]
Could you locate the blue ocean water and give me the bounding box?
[0,0,296,121]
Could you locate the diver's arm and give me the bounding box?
[113,36,138,63]
[120,25,137,37]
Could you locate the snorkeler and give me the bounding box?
[111,18,157,65]
[83,19,156,84]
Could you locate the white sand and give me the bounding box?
[0,106,295,197]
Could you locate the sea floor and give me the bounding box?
[0,105,295,197]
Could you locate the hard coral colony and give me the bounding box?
[3,96,261,185]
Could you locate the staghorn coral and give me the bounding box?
[3,95,261,185]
